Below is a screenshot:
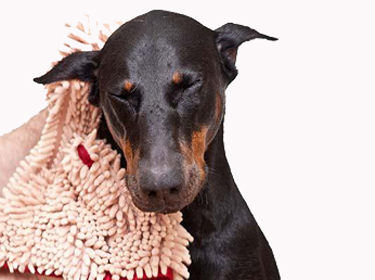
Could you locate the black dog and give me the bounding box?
[35,10,280,280]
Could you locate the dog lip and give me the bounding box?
[132,198,183,214]
[159,205,182,214]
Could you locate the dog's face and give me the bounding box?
[35,10,276,213]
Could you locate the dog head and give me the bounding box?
[35,10,277,214]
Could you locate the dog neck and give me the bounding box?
[181,121,246,239]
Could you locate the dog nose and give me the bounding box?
[139,166,184,203]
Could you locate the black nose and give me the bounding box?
[139,166,184,204]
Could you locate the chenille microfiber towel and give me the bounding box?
[0,16,193,280]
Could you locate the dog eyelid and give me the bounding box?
[173,74,202,91]
[185,77,203,91]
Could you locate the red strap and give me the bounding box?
[77,144,94,168]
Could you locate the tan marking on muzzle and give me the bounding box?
[120,139,139,175]
[191,127,208,181]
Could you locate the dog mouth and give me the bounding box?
[130,192,199,214]
[132,199,184,214]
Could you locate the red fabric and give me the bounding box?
[77,144,94,168]
[1,264,173,280]
[2,263,60,278]
[104,268,173,280]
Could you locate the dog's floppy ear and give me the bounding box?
[34,51,101,106]
[215,23,277,82]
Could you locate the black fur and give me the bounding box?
[34,10,280,280]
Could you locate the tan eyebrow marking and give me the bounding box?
[124,80,134,92]
[178,126,208,183]
[172,72,183,85]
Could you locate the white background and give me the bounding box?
[0,1,374,279]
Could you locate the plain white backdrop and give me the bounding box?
[0,1,374,279]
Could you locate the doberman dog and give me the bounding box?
[34,10,280,280]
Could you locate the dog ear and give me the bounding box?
[215,23,277,82]
[34,51,101,106]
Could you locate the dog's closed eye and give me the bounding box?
[168,75,202,107]
[110,83,141,112]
